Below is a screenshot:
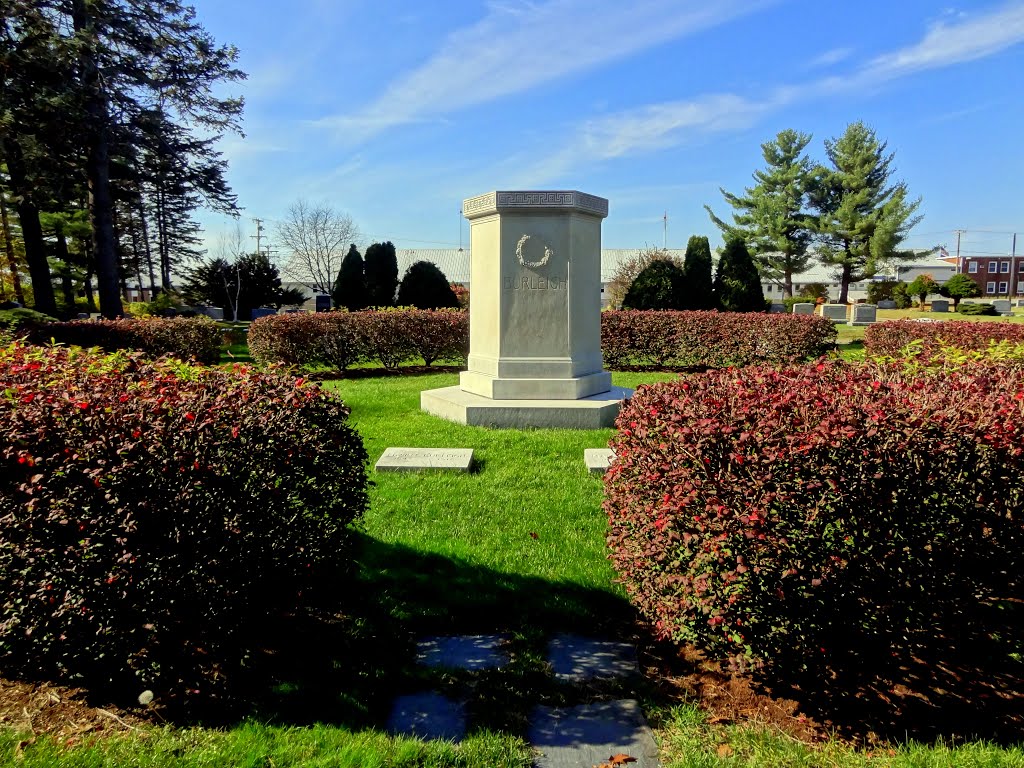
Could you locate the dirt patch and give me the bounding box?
[0,678,145,745]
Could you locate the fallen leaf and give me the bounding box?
[529,532,539,540]
[717,743,734,757]
[609,755,636,765]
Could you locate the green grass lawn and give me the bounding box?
[4,367,1023,766]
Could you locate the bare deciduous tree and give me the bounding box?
[216,223,246,322]
[276,200,360,295]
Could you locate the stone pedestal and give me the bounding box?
[421,191,630,429]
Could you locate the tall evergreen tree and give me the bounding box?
[714,237,765,312]
[332,244,367,310]
[364,241,398,307]
[622,259,685,310]
[705,129,816,298]
[810,122,923,303]
[680,235,714,310]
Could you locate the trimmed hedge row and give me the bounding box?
[601,310,837,368]
[604,360,1024,672]
[0,344,368,700]
[248,309,469,370]
[864,319,1024,360]
[250,309,836,371]
[27,316,223,364]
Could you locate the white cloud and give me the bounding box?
[523,1,1024,180]
[312,0,775,141]
[807,46,854,68]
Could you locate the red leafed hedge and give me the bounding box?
[27,316,223,364]
[864,319,1024,359]
[600,310,836,368]
[248,309,468,370]
[0,344,368,700]
[604,360,1024,671]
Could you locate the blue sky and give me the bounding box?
[194,0,1024,261]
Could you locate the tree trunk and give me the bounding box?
[54,226,76,315]
[0,190,24,304]
[838,263,852,304]
[783,269,793,299]
[73,0,123,319]
[136,198,157,296]
[3,142,57,315]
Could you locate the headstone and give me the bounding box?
[821,304,848,323]
[194,305,224,321]
[584,448,614,474]
[76,312,89,320]
[375,448,474,472]
[877,300,897,309]
[848,303,877,326]
[421,191,631,429]
[387,692,465,742]
[993,299,1012,316]
[528,700,659,768]
[792,303,814,315]
[546,634,639,682]
[314,294,331,312]
[768,303,786,314]
[250,307,276,321]
[1016,300,1024,308]
[930,299,949,313]
[416,635,508,670]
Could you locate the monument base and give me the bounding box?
[421,386,632,429]
[460,370,612,400]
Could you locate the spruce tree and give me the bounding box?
[810,122,923,303]
[680,235,714,310]
[332,244,367,310]
[622,260,685,310]
[396,261,459,309]
[705,129,816,299]
[714,237,765,312]
[364,241,398,307]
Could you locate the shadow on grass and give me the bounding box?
[755,592,1024,745]
[198,533,635,730]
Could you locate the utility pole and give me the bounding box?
[663,211,667,249]
[953,229,966,273]
[251,217,264,255]
[1013,233,1018,299]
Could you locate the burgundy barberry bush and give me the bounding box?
[0,344,368,700]
[864,319,1024,360]
[604,360,1024,671]
[29,316,223,364]
[600,310,836,369]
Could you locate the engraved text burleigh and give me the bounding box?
[503,275,565,290]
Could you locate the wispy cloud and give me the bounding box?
[807,46,854,68]
[312,0,775,142]
[524,2,1024,181]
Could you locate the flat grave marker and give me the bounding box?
[375,448,474,473]
[584,448,615,474]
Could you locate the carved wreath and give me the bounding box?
[515,234,553,268]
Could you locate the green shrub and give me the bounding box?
[27,317,222,364]
[623,260,685,310]
[0,345,368,701]
[396,261,460,310]
[957,302,997,316]
[604,361,1024,673]
[0,308,57,343]
[600,310,836,369]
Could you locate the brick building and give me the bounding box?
[959,256,1024,298]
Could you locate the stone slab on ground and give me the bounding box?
[387,692,466,742]
[421,386,632,430]
[375,448,474,472]
[584,448,615,474]
[528,699,659,768]
[416,634,510,671]
[546,634,639,682]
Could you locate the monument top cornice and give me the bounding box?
[462,190,609,220]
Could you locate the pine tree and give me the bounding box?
[680,235,714,310]
[810,122,923,303]
[705,129,816,298]
[364,241,398,307]
[396,261,459,309]
[332,244,367,310]
[939,273,981,310]
[714,237,765,312]
[622,260,685,310]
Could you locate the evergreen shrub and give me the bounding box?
[864,319,1024,359]
[604,360,1024,672]
[0,345,368,699]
